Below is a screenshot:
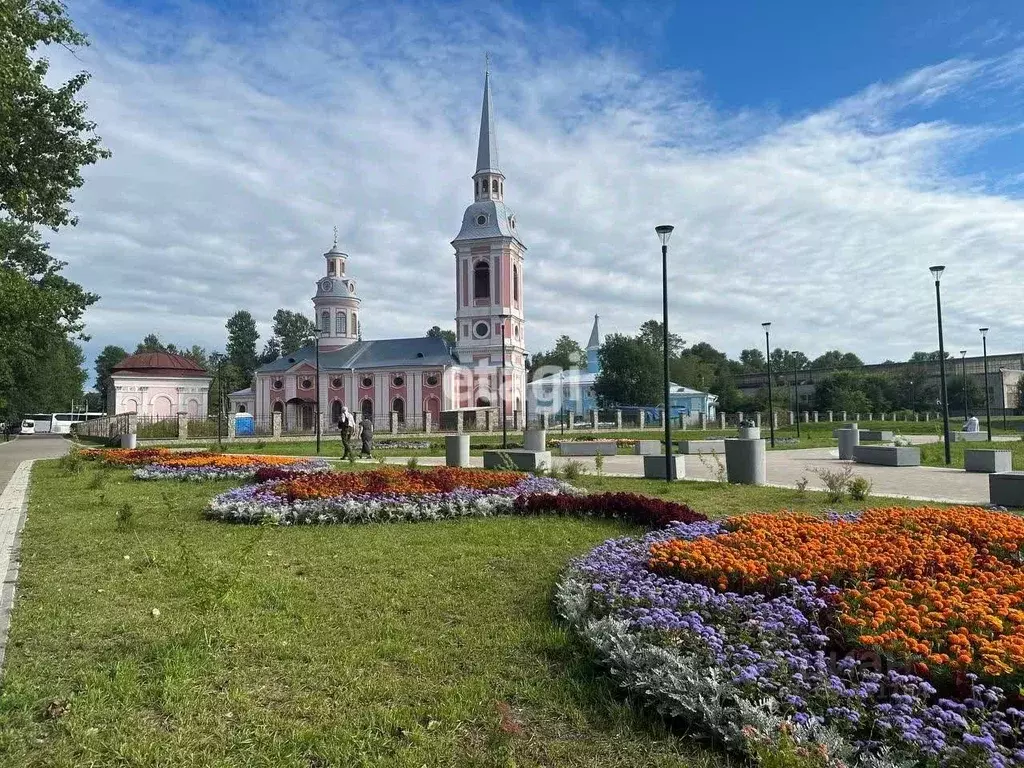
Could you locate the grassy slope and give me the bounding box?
[0,462,953,767]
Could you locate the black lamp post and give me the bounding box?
[762,322,775,447]
[656,224,675,481]
[792,359,801,438]
[980,328,992,441]
[500,313,509,448]
[216,356,226,449]
[314,330,325,455]
[960,350,968,419]
[930,265,951,465]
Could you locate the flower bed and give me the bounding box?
[514,491,705,529]
[558,507,1024,767]
[134,453,330,481]
[82,447,174,466]
[207,466,579,525]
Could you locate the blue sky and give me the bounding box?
[49,0,1024,381]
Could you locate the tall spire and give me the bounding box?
[475,68,500,174]
[586,314,602,350]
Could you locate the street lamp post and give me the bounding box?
[792,360,801,438]
[314,330,324,455]
[500,314,509,448]
[216,356,225,449]
[762,323,775,447]
[930,266,951,465]
[980,328,992,441]
[656,225,675,481]
[960,350,968,419]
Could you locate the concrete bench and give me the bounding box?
[633,440,662,455]
[643,455,685,480]
[965,450,1012,474]
[482,449,551,472]
[832,429,894,442]
[678,439,726,455]
[990,472,1024,508]
[558,440,617,456]
[852,445,920,467]
[952,431,988,442]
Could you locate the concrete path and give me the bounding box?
[0,435,69,670]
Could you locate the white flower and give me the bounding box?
[151,608,161,618]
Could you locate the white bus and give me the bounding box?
[24,412,105,435]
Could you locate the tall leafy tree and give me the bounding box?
[94,344,127,410]
[908,350,950,362]
[426,325,456,346]
[810,350,863,370]
[134,334,168,353]
[259,337,281,365]
[770,348,809,371]
[738,348,766,372]
[2,0,111,228]
[529,335,585,378]
[637,319,685,356]
[272,309,317,355]
[594,334,663,407]
[225,310,259,388]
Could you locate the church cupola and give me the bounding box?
[312,231,361,349]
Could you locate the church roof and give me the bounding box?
[258,336,457,373]
[476,70,500,174]
[586,314,601,350]
[452,200,521,243]
[112,351,211,378]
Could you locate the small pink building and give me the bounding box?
[109,352,211,418]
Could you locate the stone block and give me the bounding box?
[852,446,920,467]
[831,429,893,442]
[837,427,860,460]
[952,431,988,442]
[633,440,663,455]
[446,435,470,467]
[964,450,1012,474]
[724,438,766,485]
[990,472,1024,508]
[524,429,546,452]
[643,455,685,480]
[559,440,617,456]
[678,439,726,455]
[482,449,551,472]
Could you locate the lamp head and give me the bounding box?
[980,327,989,338]
[929,265,945,281]
[655,225,674,246]
[960,350,967,357]
[761,322,771,331]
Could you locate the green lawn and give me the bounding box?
[919,439,1024,470]
[0,460,951,766]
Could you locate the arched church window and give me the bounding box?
[473,261,490,300]
[491,179,498,193]
[336,312,347,335]
[513,265,519,301]
[321,311,330,332]
[392,397,405,424]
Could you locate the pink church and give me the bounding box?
[234,71,527,430]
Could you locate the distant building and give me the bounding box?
[109,352,211,418]
[736,353,1024,414]
[527,315,718,420]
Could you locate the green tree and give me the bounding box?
[594,334,663,407]
[225,310,259,388]
[812,372,872,413]
[637,319,684,356]
[947,375,984,419]
[94,344,127,410]
[529,335,585,378]
[810,350,863,370]
[134,334,167,353]
[180,345,209,369]
[770,348,809,371]
[738,348,766,372]
[909,350,949,362]
[426,325,456,346]
[2,0,110,228]
[272,309,317,355]
[259,337,281,365]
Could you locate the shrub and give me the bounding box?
[848,475,872,501]
[811,465,852,503]
[514,491,706,528]
[561,460,585,481]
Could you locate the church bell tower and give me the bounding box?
[452,68,527,415]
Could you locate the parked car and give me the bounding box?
[19,419,35,435]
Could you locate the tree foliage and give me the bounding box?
[270,309,317,356]
[810,350,863,370]
[738,348,766,372]
[637,319,684,356]
[426,325,456,346]
[593,333,663,407]
[94,344,127,410]
[226,310,259,388]
[1,0,111,228]
[529,335,585,378]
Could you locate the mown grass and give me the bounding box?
[0,461,740,768]
[919,438,1024,470]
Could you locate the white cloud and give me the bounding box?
[44,1,1024,382]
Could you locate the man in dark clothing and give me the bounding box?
[359,415,374,457]
[337,405,356,461]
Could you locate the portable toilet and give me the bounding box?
[234,412,254,436]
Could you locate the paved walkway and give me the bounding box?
[0,435,69,669]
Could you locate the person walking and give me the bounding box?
[359,413,374,458]
[337,405,356,460]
